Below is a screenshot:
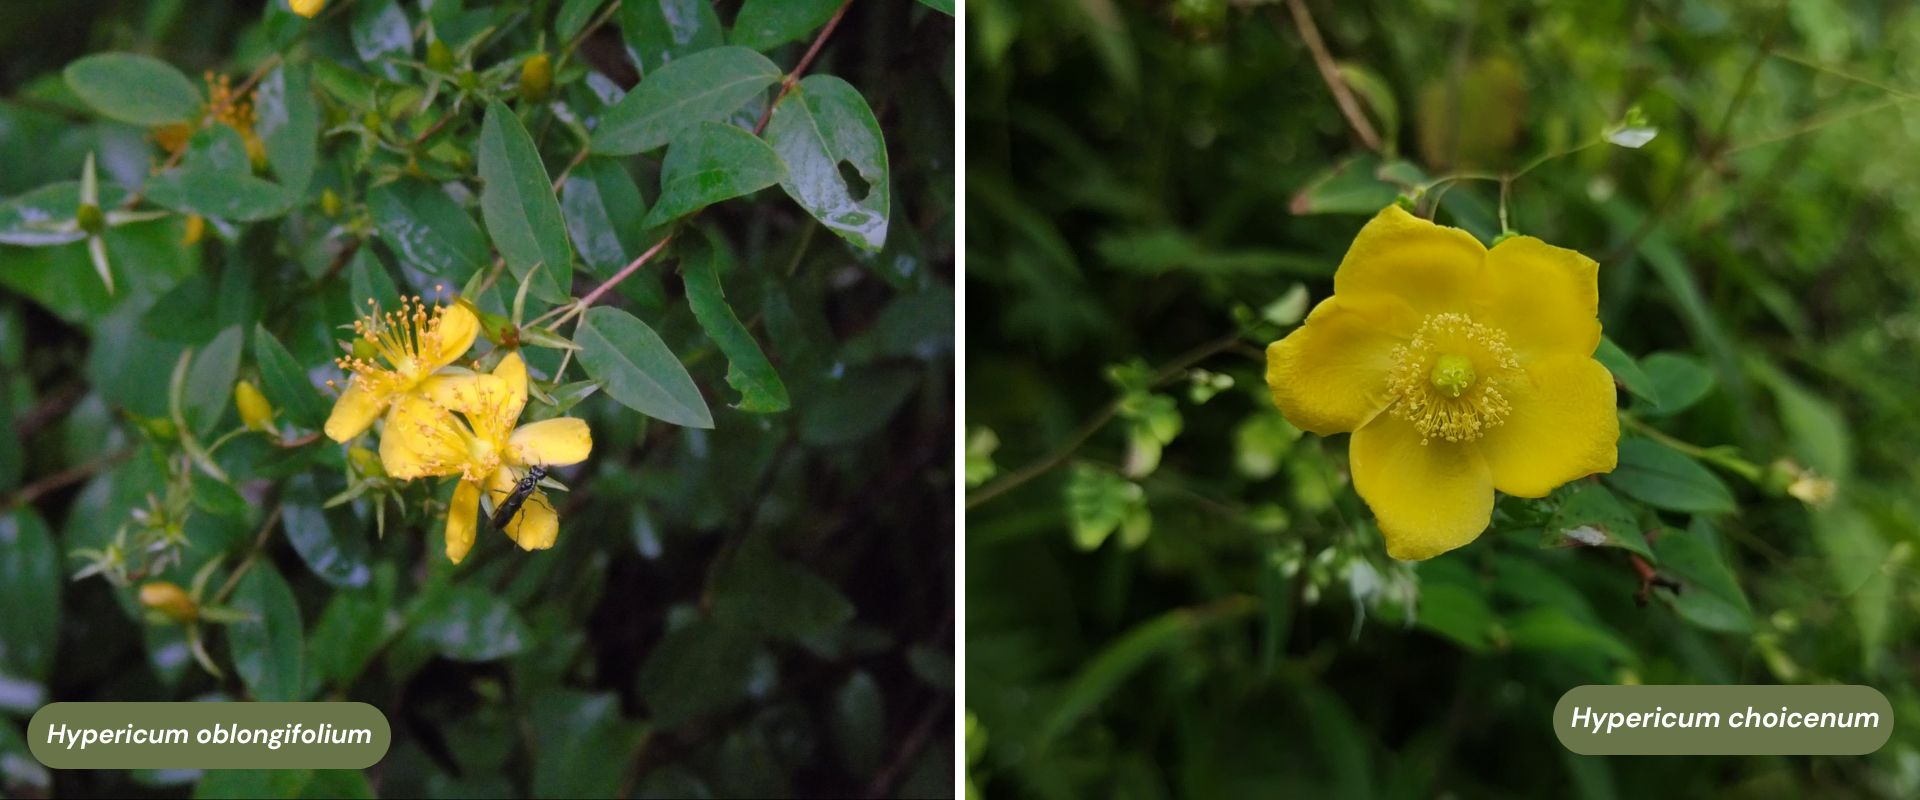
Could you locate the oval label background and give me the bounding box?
[29,702,390,769]
[1554,685,1892,756]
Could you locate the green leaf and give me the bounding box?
[184,325,245,438]
[350,0,413,81]
[0,509,59,686]
[478,100,573,303]
[1655,521,1754,633]
[591,47,780,156]
[367,179,489,281]
[643,122,787,227]
[1543,482,1651,558]
[282,475,372,589]
[144,127,292,222]
[765,75,891,250]
[711,540,852,640]
[64,53,201,126]
[559,157,660,283]
[228,562,305,701]
[575,305,713,428]
[1036,598,1254,746]
[531,690,647,798]
[1064,464,1146,551]
[831,672,885,778]
[797,367,917,445]
[1289,156,1403,215]
[412,585,530,662]
[556,0,607,41]
[1605,437,1735,514]
[681,235,789,412]
[730,0,843,51]
[194,769,374,800]
[616,0,725,77]
[307,586,391,688]
[347,248,403,312]
[917,0,954,14]
[1593,336,1659,408]
[1641,351,1714,417]
[636,616,758,727]
[254,324,327,430]
[255,62,319,199]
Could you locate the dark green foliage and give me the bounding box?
[0,1,953,797]
[967,1,1919,797]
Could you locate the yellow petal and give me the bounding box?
[1479,355,1619,497]
[1266,294,1415,435]
[1332,205,1486,316]
[323,377,389,442]
[427,302,481,370]
[1475,234,1602,361]
[379,395,469,480]
[445,479,480,564]
[491,350,529,423]
[487,468,559,551]
[1349,414,1494,560]
[508,417,593,467]
[418,370,504,416]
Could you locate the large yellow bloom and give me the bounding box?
[1265,206,1619,560]
[382,351,593,563]
[324,296,481,447]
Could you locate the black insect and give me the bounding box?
[490,465,549,530]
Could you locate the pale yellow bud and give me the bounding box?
[234,379,275,432]
[140,581,199,623]
[289,0,325,19]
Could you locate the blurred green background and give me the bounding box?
[965,0,1918,797]
[0,0,954,797]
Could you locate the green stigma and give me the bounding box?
[1429,354,1476,398]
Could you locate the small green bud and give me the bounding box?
[520,53,553,103]
[349,446,386,478]
[321,188,343,218]
[234,379,275,433]
[76,203,105,235]
[427,40,455,73]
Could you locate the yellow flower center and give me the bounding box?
[333,296,458,395]
[1385,313,1520,444]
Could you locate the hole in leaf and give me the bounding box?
[837,160,871,202]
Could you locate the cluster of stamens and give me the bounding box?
[1384,313,1520,444]
[204,72,257,135]
[331,296,455,391]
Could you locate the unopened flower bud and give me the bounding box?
[140,581,199,623]
[181,214,206,246]
[520,53,553,103]
[427,40,455,73]
[320,188,343,218]
[289,0,326,19]
[76,203,105,236]
[234,380,275,432]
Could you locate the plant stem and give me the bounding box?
[1280,0,1381,152]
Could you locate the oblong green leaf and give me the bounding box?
[0,509,60,685]
[282,476,372,589]
[228,562,305,701]
[575,305,713,428]
[478,100,573,303]
[144,128,292,222]
[368,179,488,281]
[731,0,843,51]
[617,0,724,76]
[254,63,319,199]
[682,235,788,412]
[411,585,529,662]
[1593,336,1659,408]
[765,75,891,250]
[184,325,245,438]
[641,121,787,227]
[64,53,201,126]
[590,46,779,155]
[1605,437,1735,514]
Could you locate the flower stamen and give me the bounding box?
[1385,313,1520,444]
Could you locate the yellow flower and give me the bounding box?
[1265,206,1618,560]
[289,0,326,19]
[382,351,593,563]
[324,296,481,446]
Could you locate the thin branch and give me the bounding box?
[966,331,1246,510]
[1280,0,1381,152]
[752,0,855,136]
[4,447,135,510]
